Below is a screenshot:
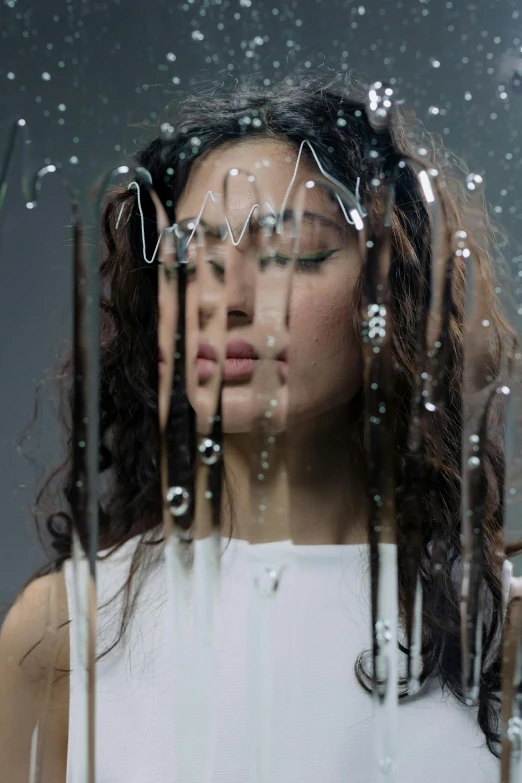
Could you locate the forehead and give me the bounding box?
[175,138,327,221]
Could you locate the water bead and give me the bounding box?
[167,486,190,517]
[198,437,222,466]
[255,567,280,597]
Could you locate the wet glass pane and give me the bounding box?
[2,1,522,781]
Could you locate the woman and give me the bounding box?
[0,72,515,782]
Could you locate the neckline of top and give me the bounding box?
[219,536,395,557]
[97,530,396,561]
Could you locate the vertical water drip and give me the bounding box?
[0,117,103,783]
[70,201,97,783]
[72,164,155,783]
[189,200,228,782]
[456,194,506,708]
[221,165,295,783]
[157,213,197,782]
[460,385,497,706]
[363,81,401,783]
[0,117,31,214]
[403,163,453,695]
[501,338,522,782]
[0,136,103,782]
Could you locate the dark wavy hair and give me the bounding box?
[23,71,519,757]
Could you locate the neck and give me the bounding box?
[221,404,368,545]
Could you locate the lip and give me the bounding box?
[225,339,258,360]
[196,341,219,382]
[222,339,259,383]
[195,339,288,383]
[198,341,219,362]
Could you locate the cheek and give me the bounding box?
[158,277,177,346]
[288,276,361,404]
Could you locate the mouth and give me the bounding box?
[196,341,221,382]
[196,340,288,383]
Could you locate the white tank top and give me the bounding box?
[63,533,509,782]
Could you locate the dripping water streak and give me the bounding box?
[0,117,30,214]
[363,82,400,782]
[123,138,366,264]
[160,220,197,779]
[191,217,227,782]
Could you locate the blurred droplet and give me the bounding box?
[466,173,483,192]
[511,68,522,93]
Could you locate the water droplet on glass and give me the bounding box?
[255,567,281,597]
[167,486,190,517]
[379,756,393,774]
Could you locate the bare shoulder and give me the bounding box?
[0,571,70,679]
[0,572,70,782]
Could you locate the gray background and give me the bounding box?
[1,0,522,616]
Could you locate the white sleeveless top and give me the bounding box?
[63,533,510,783]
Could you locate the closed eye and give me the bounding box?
[259,249,340,270]
[295,249,340,269]
[158,260,224,279]
[173,249,340,279]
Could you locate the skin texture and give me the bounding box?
[159,138,368,545]
[158,138,363,434]
[0,573,69,781]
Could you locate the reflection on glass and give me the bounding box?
[1,64,521,783]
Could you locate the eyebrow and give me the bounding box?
[196,208,347,239]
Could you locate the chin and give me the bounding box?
[221,386,289,434]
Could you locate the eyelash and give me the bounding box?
[294,249,340,269]
[178,249,340,279]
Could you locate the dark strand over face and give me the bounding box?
[23,71,518,758]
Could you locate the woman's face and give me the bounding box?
[158,138,362,434]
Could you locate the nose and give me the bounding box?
[197,240,257,330]
[224,245,256,327]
